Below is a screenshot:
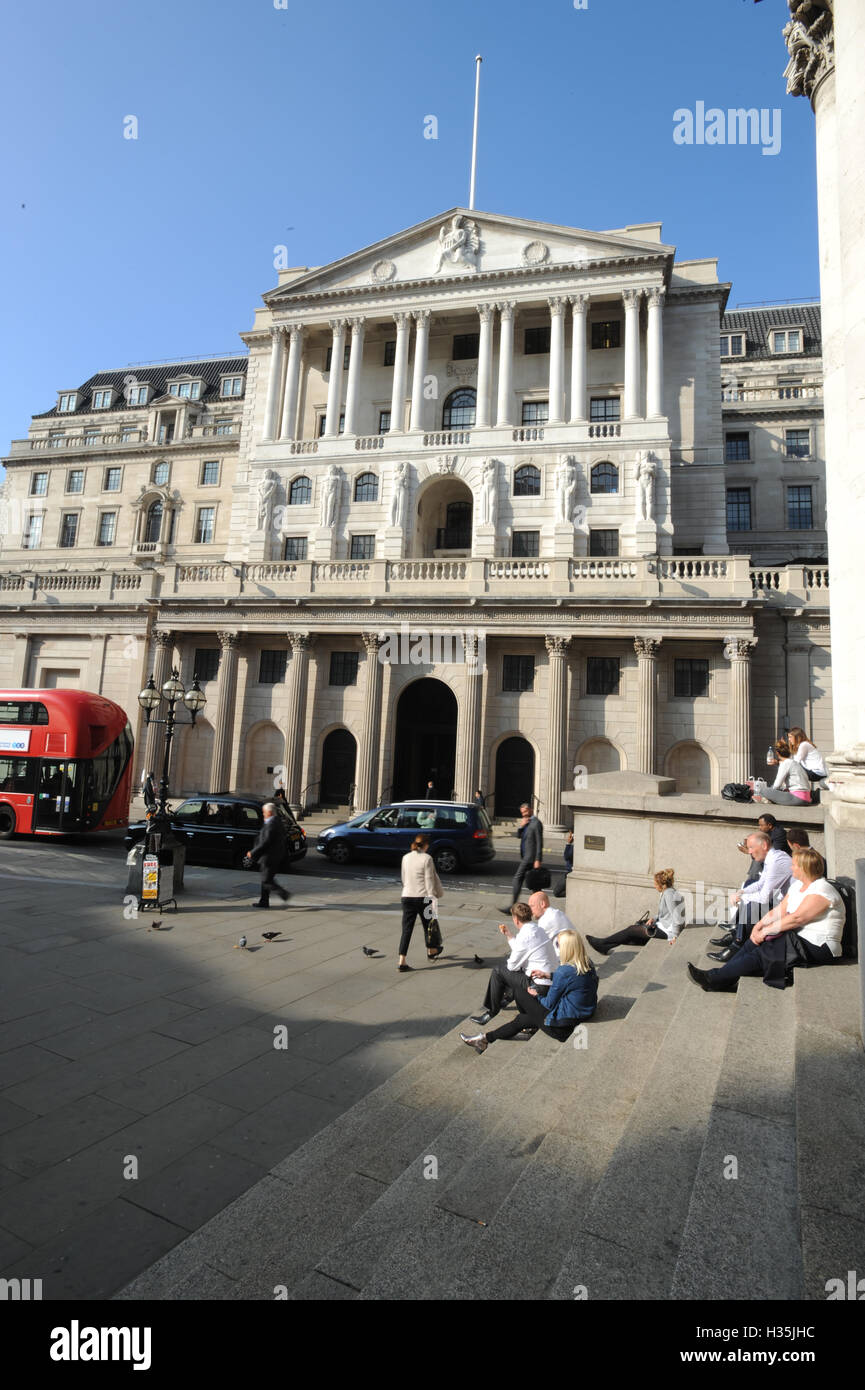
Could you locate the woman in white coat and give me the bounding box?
[399,834,444,971]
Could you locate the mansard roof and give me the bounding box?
[34,355,248,419]
[721,303,822,359]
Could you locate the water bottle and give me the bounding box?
[766,746,775,765]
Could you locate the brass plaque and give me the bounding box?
[584,835,605,851]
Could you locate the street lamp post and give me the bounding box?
[137,667,206,848]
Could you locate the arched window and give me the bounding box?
[442,388,476,429]
[144,500,163,544]
[513,464,541,497]
[354,472,378,502]
[289,476,312,505]
[152,461,170,487]
[591,462,619,494]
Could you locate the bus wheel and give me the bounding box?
[0,806,16,839]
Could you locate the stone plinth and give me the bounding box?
[311,527,336,561]
[551,522,576,558]
[632,520,658,556]
[382,526,404,560]
[472,524,496,558]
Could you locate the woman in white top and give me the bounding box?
[398,834,444,971]
[787,726,828,781]
[756,738,813,805]
[586,868,687,954]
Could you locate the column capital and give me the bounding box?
[412,308,431,326]
[724,636,758,661]
[394,311,412,330]
[495,300,515,320]
[217,630,241,651]
[570,292,589,312]
[634,636,662,657]
[547,296,568,315]
[477,303,495,324]
[361,631,384,655]
[328,317,348,334]
[153,629,174,649]
[282,320,305,336]
[646,287,666,309]
[348,316,366,333]
[545,635,572,658]
[269,324,285,341]
[289,632,314,653]
[623,288,643,309]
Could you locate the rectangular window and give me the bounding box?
[787,485,813,530]
[215,422,232,435]
[521,400,549,426]
[383,340,396,367]
[785,428,810,458]
[283,536,308,561]
[589,529,619,557]
[200,460,220,486]
[84,429,100,446]
[59,513,79,549]
[127,385,149,405]
[511,530,540,558]
[318,413,345,436]
[586,656,621,696]
[720,333,745,356]
[452,333,480,360]
[258,649,288,684]
[725,431,750,462]
[324,345,351,372]
[58,393,77,412]
[591,320,621,350]
[502,655,535,693]
[674,658,710,698]
[169,380,201,399]
[103,467,122,491]
[92,389,112,409]
[30,472,48,496]
[329,651,359,686]
[50,431,65,448]
[194,648,220,682]
[590,397,621,421]
[726,488,752,532]
[195,506,216,543]
[97,512,116,546]
[22,513,43,550]
[349,534,375,560]
[66,469,85,493]
[524,326,551,355]
[773,329,802,354]
[220,376,244,397]
[378,409,391,434]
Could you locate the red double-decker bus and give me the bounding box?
[0,689,134,839]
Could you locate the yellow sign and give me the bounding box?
[142,855,159,900]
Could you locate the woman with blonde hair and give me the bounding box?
[586,869,686,955]
[460,929,598,1053]
[398,834,444,971]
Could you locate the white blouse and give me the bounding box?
[785,876,845,956]
[793,740,827,778]
[772,757,812,793]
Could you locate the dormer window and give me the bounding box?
[58,392,78,413]
[771,329,802,354]
[720,334,745,357]
[220,376,244,398]
[125,384,150,406]
[168,379,202,399]
[92,388,113,409]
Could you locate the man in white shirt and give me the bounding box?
[470,901,558,1026]
[708,832,792,961]
[528,891,574,943]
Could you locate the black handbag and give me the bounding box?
[423,916,443,949]
[525,867,551,891]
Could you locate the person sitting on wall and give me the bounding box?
[755,739,813,806]
[708,830,793,961]
[787,727,828,783]
[460,930,598,1053]
[688,846,845,993]
[586,869,686,955]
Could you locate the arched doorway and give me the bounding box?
[665,741,712,793]
[494,737,535,817]
[321,728,357,805]
[392,678,457,801]
[415,476,473,557]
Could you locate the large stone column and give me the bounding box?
[284,633,313,813]
[409,309,430,432]
[569,294,588,423]
[278,324,305,440]
[456,633,484,803]
[785,636,812,731]
[476,304,494,428]
[390,312,411,432]
[548,298,567,424]
[262,326,286,442]
[141,629,173,778]
[646,288,665,419]
[623,289,643,420]
[209,631,241,793]
[727,637,756,785]
[634,636,661,774]
[495,301,515,426]
[544,636,571,829]
[355,632,384,811]
[342,317,366,436]
[324,319,347,436]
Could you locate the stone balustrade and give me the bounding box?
[722,385,822,404]
[8,431,149,455]
[750,564,829,598]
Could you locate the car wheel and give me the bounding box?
[329,841,352,865]
[434,846,459,874]
[0,805,16,839]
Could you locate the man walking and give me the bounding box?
[503,802,543,911]
[245,802,290,909]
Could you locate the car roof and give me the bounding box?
[182,794,263,806]
[388,800,475,808]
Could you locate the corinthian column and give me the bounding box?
[279,324,305,440]
[646,288,665,419]
[355,633,384,811]
[142,629,173,778]
[569,294,588,423]
[476,305,494,428]
[634,636,661,774]
[390,312,411,432]
[456,633,484,802]
[727,637,756,784]
[548,298,567,424]
[209,632,241,793]
[544,636,571,829]
[343,317,366,435]
[623,289,643,421]
[284,634,313,812]
[409,309,431,432]
[495,301,515,426]
[262,326,286,442]
[325,320,347,436]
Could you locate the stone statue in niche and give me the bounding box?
[390,462,409,529]
[479,457,498,528]
[635,451,657,523]
[257,469,278,530]
[555,455,579,524]
[320,466,341,529]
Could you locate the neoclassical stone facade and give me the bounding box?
[0,210,833,828]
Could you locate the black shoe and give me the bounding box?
[470,1011,491,1026]
[499,904,515,914]
[586,935,611,956]
[460,1032,488,1054]
[710,933,735,948]
[687,962,712,990]
[279,889,290,902]
[707,946,740,963]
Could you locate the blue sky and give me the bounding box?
[1,0,817,459]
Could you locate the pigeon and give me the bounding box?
[474,954,484,965]
[362,946,377,957]
[234,935,248,950]
[262,931,281,941]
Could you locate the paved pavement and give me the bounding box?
[0,834,550,1300]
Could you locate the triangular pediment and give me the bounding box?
[264,208,674,303]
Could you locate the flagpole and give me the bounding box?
[468,54,482,210]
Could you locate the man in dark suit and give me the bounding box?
[244,802,289,908]
[504,801,543,911]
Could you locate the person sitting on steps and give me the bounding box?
[460,930,598,1053]
[586,869,686,955]
[707,830,793,962]
[469,901,558,1027]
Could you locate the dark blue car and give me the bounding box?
[315,800,495,874]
